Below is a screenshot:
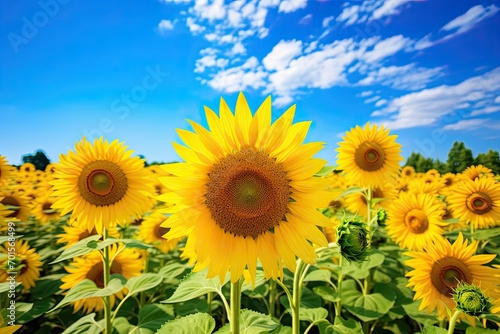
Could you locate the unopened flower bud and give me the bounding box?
[336,216,368,262]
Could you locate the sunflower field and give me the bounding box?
[1,93,500,334]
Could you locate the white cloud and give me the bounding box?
[192,0,226,21]
[278,0,308,13]
[161,0,191,3]
[230,41,247,55]
[495,96,500,104]
[322,15,334,28]
[375,99,387,107]
[364,96,380,103]
[207,59,267,93]
[262,40,303,71]
[158,19,176,31]
[442,4,498,33]
[299,14,313,25]
[443,119,486,131]
[360,90,373,97]
[194,53,228,73]
[377,67,500,129]
[363,35,412,63]
[336,5,359,26]
[371,0,408,20]
[337,0,409,26]
[186,17,205,33]
[358,64,443,90]
[470,105,500,116]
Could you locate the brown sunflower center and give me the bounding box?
[205,149,290,239]
[78,160,128,206]
[430,257,473,297]
[354,141,386,171]
[153,222,170,239]
[444,177,453,186]
[405,209,429,234]
[2,196,20,218]
[329,200,342,210]
[466,192,492,215]
[86,261,123,288]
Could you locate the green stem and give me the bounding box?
[447,310,461,334]
[470,222,475,241]
[230,279,242,334]
[140,251,149,306]
[269,279,276,318]
[292,259,308,334]
[335,255,344,316]
[207,292,213,317]
[102,228,112,334]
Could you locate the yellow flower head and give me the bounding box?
[158,93,331,283]
[0,240,42,292]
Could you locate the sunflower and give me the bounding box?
[0,240,42,291]
[137,212,180,253]
[336,122,402,188]
[20,162,36,174]
[0,191,31,222]
[32,195,60,225]
[408,176,444,195]
[439,173,459,197]
[447,177,500,229]
[60,244,143,313]
[50,137,154,234]
[344,183,396,217]
[461,165,494,181]
[401,165,415,179]
[386,193,446,251]
[157,93,331,283]
[57,224,120,249]
[0,156,12,184]
[405,233,498,322]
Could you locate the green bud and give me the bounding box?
[453,282,492,317]
[377,209,387,225]
[336,216,369,262]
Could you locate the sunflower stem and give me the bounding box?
[447,310,461,334]
[470,222,475,241]
[269,279,276,318]
[207,292,213,317]
[230,278,243,334]
[292,259,309,334]
[102,227,112,334]
[335,255,344,316]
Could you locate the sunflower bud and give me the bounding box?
[336,216,369,262]
[453,282,492,317]
[377,209,387,225]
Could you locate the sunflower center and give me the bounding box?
[354,141,386,171]
[405,209,429,234]
[329,200,342,210]
[2,196,20,218]
[466,192,492,214]
[154,223,170,239]
[206,149,290,239]
[78,160,128,206]
[430,257,473,297]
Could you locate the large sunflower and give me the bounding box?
[60,244,143,313]
[386,193,446,251]
[0,240,42,291]
[336,122,402,188]
[447,177,500,229]
[158,93,331,283]
[405,233,498,321]
[50,137,154,234]
[461,165,494,181]
[137,212,180,253]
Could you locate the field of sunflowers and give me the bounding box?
[1,93,499,334]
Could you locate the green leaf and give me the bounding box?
[341,280,396,322]
[214,309,279,334]
[241,270,267,292]
[50,235,102,264]
[270,325,293,334]
[299,307,328,323]
[163,270,228,304]
[280,287,322,309]
[402,300,438,325]
[479,313,500,324]
[61,313,101,334]
[125,273,163,296]
[341,251,385,279]
[303,269,333,284]
[112,317,132,334]
[0,281,20,293]
[30,274,66,300]
[132,304,174,332]
[157,313,215,334]
[17,298,52,323]
[466,327,500,334]
[313,286,339,303]
[315,165,337,177]
[336,186,365,199]
[422,325,448,334]
[321,316,363,334]
[158,261,189,284]
[49,278,124,312]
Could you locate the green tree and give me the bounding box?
[22,150,51,171]
[475,149,500,175]
[446,141,474,173]
[432,159,447,174]
[404,152,435,173]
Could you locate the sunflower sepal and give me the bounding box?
[453,282,492,317]
[336,215,369,262]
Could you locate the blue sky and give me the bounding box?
[1,0,499,166]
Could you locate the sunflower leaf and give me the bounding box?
[60,313,100,334]
[299,307,329,323]
[50,235,102,264]
[156,312,215,334]
[131,304,174,333]
[319,316,363,334]
[124,273,163,296]
[335,186,365,199]
[315,166,337,177]
[163,270,228,304]
[214,309,279,334]
[48,278,124,313]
